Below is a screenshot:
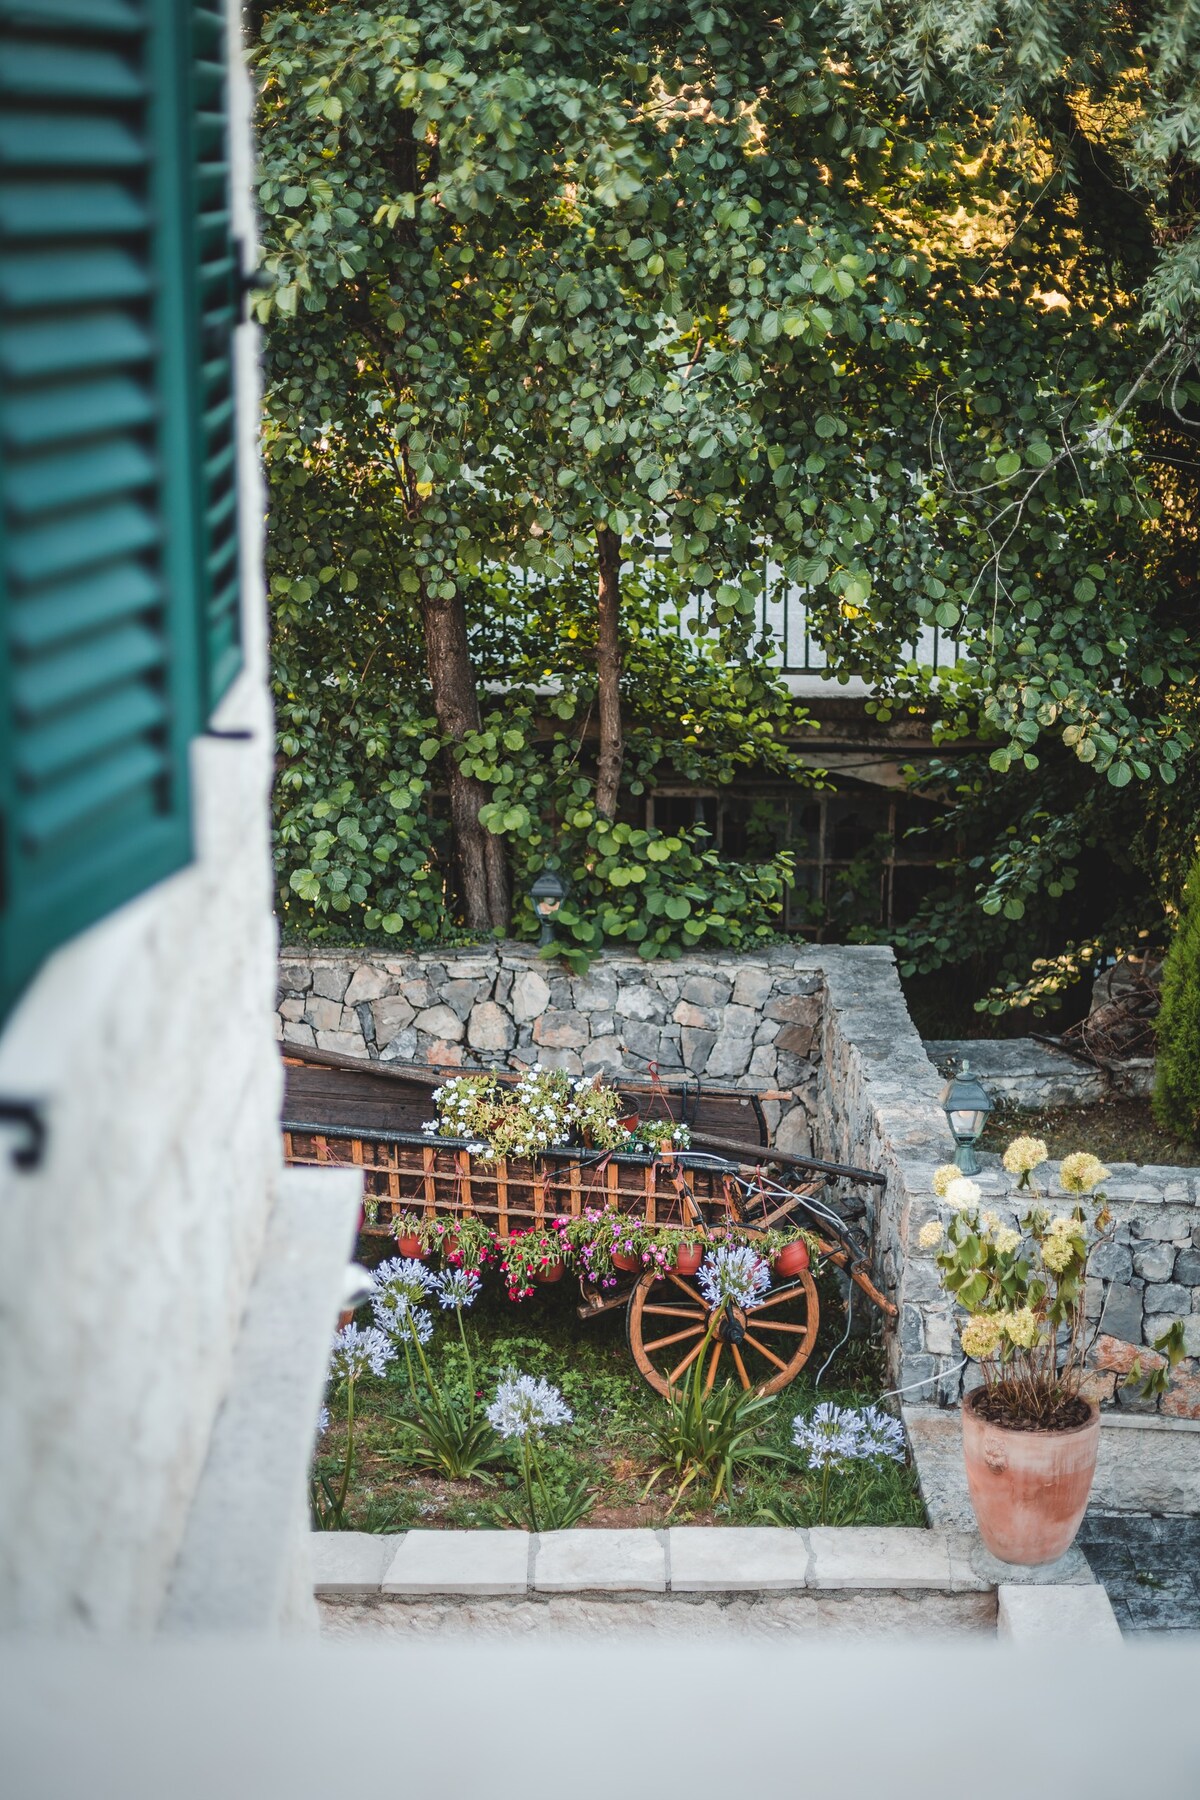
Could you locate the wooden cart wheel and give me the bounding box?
[626,1266,820,1398]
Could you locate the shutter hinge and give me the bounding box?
[0,1100,46,1171]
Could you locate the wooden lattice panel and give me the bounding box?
[282,1127,743,1238]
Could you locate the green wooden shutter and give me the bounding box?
[185,0,242,710]
[0,0,206,1014]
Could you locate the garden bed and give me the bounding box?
[979,1096,1199,1167]
[313,1268,923,1534]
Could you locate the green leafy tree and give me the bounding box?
[1154,848,1200,1143]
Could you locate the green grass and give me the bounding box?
[314,1269,926,1532]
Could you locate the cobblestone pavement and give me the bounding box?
[1078,1514,1200,1634]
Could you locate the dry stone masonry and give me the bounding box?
[278,943,1200,1418]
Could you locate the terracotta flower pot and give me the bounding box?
[612,1250,641,1274]
[961,1387,1100,1566]
[396,1234,426,1260]
[535,1259,565,1284]
[672,1244,704,1277]
[440,1234,460,1257]
[771,1241,809,1278]
[337,1308,356,1330]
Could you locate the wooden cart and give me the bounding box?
[282,1044,894,1397]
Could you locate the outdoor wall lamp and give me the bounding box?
[939,1059,993,1175]
[529,867,568,947]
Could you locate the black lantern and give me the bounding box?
[939,1059,993,1175]
[530,867,568,947]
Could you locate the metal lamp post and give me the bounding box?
[939,1059,994,1175]
[529,867,568,948]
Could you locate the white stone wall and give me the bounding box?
[0,2,289,1632]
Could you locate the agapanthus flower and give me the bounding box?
[943,1176,981,1211]
[697,1243,770,1312]
[917,1220,944,1250]
[372,1256,436,1316]
[316,1405,330,1436]
[486,1371,573,1440]
[792,1403,875,1470]
[436,1267,482,1310]
[1059,1152,1110,1194]
[376,1299,434,1346]
[329,1322,395,1383]
[1002,1136,1049,1177]
[849,1405,907,1464]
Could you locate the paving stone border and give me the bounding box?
[311,1524,1095,1601]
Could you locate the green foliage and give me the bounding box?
[1153,851,1200,1144]
[642,1316,790,1508]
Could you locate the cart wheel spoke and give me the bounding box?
[666,1337,707,1388]
[745,1318,810,1334]
[665,1272,702,1303]
[640,1303,707,1321]
[730,1342,752,1390]
[704,1338,723,1393]
[742,1333,788,1371]
[642,1322,706,1354]
[752,1285,809,1312]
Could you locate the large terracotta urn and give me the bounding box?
[961,1387,1100,1566]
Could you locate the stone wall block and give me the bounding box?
[303,996,345,1032]
[775,1022,816,1057]
[1089,1242,1133,1283]
[673,1001,720,1030]
[402,978,436,1010]
[467,1002,515,1053]
[1173,1248,1200,1285]
[370,996,415,1044]
[278,963,313,995]
[681,975,732,1008]
[379,1027,418,1064]
[581,1040,625,1075]
[1131,1240,1176,1282]
[1144,1283,1190,1315]
[511,970,551,1024]
[679,1027,715,1072]
[354,1003,375,1046]
[765,993,821,1028]
[705,1035,751,1080]
[721,1004,757,1039]
[310,963,351,1003]
[418,1036,463,1067]
[314,1029,368,1058]
[731,966,774,1008]
[533,1046,584,1075]
[532,1011,590,1050]
[1098,1281,1145,1345]
[441,979,483,1021]
[614,986,666,1023]
[344,965,391,1006]
[279,996,305,1023]
[412,1004,465,1043]
[571,975,619,1012]
[748,1045,777,1080]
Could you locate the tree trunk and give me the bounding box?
[421,585,510,932]
[595,526,624,820]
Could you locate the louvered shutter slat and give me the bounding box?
[0,0,200,1012]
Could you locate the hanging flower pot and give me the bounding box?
[535,1259,565,1284]
[439,1234,460,1258]
[771,1240,810,1279]
[612,1250,641,1274]
[672,1243,704,1277]
[396,1234,426,1260]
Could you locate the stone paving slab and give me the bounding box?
[807,1527,955,1590]
[1078,1514,1200,1633]
[532,1529,667,1593]
[382,1530,529,1596]
[667,1527,811,1592]
[312,1533,400,1597]
[997,1584,1122,1643]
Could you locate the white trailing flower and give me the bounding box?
[329,1323,394,1384]
[486,1371,573,1440]
[696,1243,771,1312]
[435,1268,482,1310]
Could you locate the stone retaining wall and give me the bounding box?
[924,1038,1154,1105]
[277,944,1199,1416]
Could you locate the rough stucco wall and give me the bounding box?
[0,2,286,1633]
